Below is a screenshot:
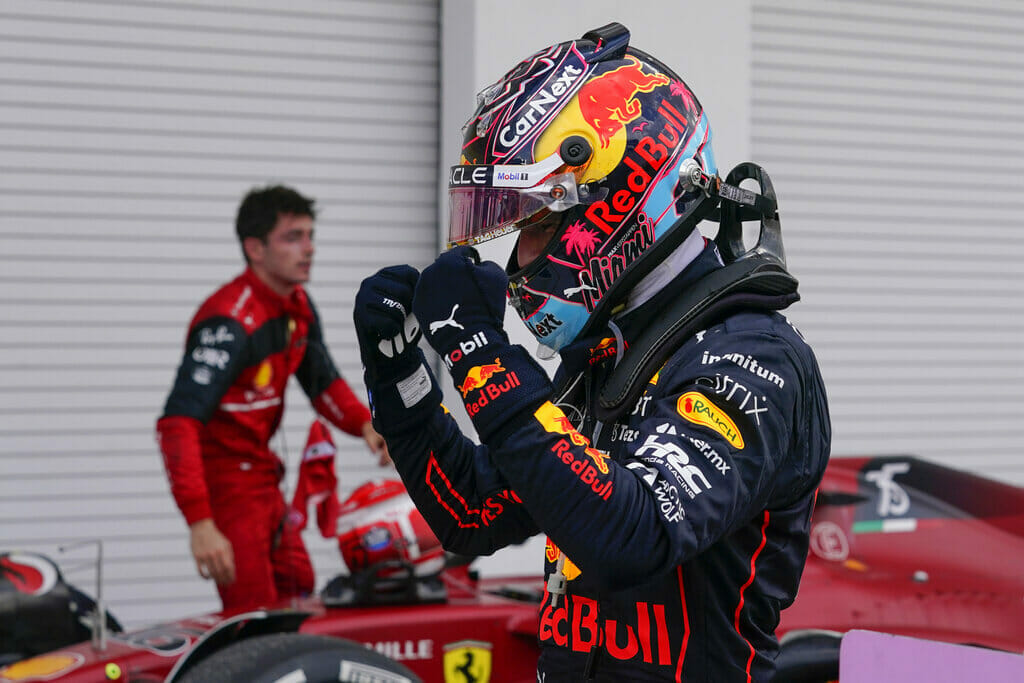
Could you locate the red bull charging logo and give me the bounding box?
[588,337,627,366]
[458,360,506,397]
[576,55,670,148]
[459,359,522,417]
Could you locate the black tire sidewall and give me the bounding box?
[179,633,420,683]
[775,634,841,683]
[254,650,417,683]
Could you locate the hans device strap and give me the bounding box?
[593,255,798,422]
[594,162,800,422]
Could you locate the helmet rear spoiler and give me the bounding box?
[581,22,631,62]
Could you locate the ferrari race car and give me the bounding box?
[2,455,1023,683]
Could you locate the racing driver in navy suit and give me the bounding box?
[353,24,830,681]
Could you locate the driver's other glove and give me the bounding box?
[354,265,422,382]
[354,266,438,425]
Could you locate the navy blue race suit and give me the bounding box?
[365,244,831,681]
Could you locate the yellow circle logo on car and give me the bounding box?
[0,652,84,679]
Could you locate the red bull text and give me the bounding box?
[534,402,613,500]
[458,359,522,417]
[588,337,628,366]
[539,591,673,666]
[583,99,694,236]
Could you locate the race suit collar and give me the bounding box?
[619,230,710,316]
[241,267,312,321]
[557,241,726,377]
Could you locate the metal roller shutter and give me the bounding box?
[751,1,1024,483]
[0,0,439,626]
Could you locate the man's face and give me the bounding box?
[514,210,561,271]
[246,212,315,294]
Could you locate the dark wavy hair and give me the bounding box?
[235,184,317,261]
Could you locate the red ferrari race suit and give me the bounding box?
[157,268,370,611]
[366,245,831,681]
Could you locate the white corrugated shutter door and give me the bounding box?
[0,0,439,626]
[751,2,1024,484]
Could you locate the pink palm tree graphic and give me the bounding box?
[669,81,698,115]
[561,221,602,260]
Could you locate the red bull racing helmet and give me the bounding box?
[449,23,719,353]
[336,479,445,578]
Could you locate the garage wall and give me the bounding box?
[750,0,1024,483]
[0,0,439,627]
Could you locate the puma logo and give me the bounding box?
[429,304,464,333]
[563,283,598,297]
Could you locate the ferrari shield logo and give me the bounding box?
[443,640,492,683]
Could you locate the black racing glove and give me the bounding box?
[412,246,551,443]
[353,265,424,384]
[414,246,509,354]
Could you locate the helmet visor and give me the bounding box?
[446,153,578,249]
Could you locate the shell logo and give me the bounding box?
[253,360,273,389]
[0,652,84,680]
[677,391,745,449]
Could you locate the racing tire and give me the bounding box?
[774,632,840,683]
[177,633,421,683]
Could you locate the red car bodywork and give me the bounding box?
[3,455,1023,682]
[780,456,1024,655]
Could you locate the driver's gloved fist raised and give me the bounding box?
[412,246,510,362]
[353,265,423,383]
[413,246,551,445]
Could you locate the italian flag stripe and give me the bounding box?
[853,518,918,534]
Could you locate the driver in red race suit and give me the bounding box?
[353,25,831,681]
[157,185,388,612]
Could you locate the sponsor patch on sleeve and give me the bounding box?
[676,391,744,449]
